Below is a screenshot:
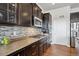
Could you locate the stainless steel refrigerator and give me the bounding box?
[70,22,78,48]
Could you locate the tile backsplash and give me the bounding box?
[0,26,42,40]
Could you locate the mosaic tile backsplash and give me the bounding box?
[0,26,42,40]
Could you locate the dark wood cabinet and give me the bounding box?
[38,39,44,56]
[7,3,17,24]
[32,4,42,19]
[17,3,42,27]
[0,3,17,25]
[0,10,7,24]
[0,3,7,24]
[26,42,38,56]
[0,3,7,10]
[42,13,52,33]
[43,38,48,53]
[8,41,39,56]
[17,3,32,26]
[47,35,52,48]
[0,3,42,26]
[43,13,49,29]
[38,43,44,56]
[38,35,51,56]
[8,35,51,56]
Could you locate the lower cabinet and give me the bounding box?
[8,35,52,56]
[38,42,44,56]
[27,42,38,56]
[47,35,52,48]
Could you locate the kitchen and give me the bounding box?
[0,3,52,56]
[0,3,79,56]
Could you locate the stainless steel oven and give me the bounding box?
[32,16,42,27]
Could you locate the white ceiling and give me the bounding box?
[37,3,79,11]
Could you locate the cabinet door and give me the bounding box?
[38,39,45,56]
[0,3,7,10]
[0,3,18,25]
[18,3,32,26]
[43,37,48,53]
[7,3,17,24]
[32,4,42,19]
[38,43,44,56]
[43,14,49,29]
[0,10,7,23]
[42,13,52,33]
[32,4,38,17]
[47,35,52,48]
[37,7,42,19]
[29,42,38,56]
[0,3,7,24]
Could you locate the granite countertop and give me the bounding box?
[0,34,48,56]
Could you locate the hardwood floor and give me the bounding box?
[44,44,78,56]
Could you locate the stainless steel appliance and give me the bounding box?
[70,22,78,48]
[32,16,42,27]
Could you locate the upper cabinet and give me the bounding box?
[0,4,7,24]
[32,4,42,19]
[17,3,42,27]
[0,3,7,10]
[17,3,32,26]
[0,3,17,25]
[42,13,52,33]
[7,3,17,24]
[0,3,42,26]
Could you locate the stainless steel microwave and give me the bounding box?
[32,16,42,27]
